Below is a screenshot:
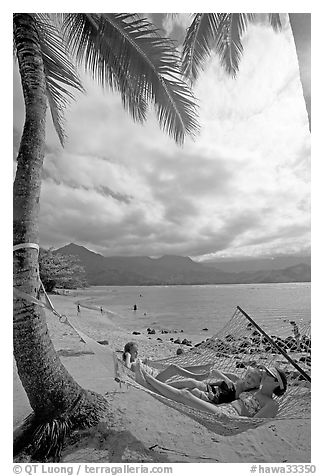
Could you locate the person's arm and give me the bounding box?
[209,368,236,387]
[222,371,240,383]
[254,400,279,418]
[124,352,132,369]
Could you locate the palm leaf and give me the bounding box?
[62,13,199,144]
[268,13,282,31]
[214,13,255,77]
[181,13,220,83]
[168,13,180,21]
[33,14,85,146]
[61,13,147,124]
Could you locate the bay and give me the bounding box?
[78,283,311,340]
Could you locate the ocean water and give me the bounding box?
[79,283,311,339]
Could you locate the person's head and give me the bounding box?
[122,341,138,362]
[261,366,287,397]
[241,367,262,391]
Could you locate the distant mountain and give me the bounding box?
[54,243,311,285]
[203,255,311,273]
[54,243,311,286]
[54,243,150,285]
[54,243,232,285]
[233,263,311,284]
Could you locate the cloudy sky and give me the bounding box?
[13,13,311,262]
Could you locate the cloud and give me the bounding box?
[13,15,310,260]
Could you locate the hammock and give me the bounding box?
[113,306,311,432]
[13,285,311,435]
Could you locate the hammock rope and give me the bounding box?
[237,306,310,382]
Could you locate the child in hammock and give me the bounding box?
[153,363,262,405]
[122,341,159,377]
[122,341,139,371]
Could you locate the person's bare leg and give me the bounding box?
[156,364,209,382]
[155,364,183,382]
[141,367,224,415]
[168,378,206,391]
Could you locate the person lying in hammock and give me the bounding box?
[134,362,287,419]
[153,363,262,405]
[123,346,261,403]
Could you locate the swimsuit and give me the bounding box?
[206,380,236,405]
[238,391,261,417]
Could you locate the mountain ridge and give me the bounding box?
[53,243,311,285]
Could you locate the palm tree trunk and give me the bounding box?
[13,13,108,461]
[288,13,311,131]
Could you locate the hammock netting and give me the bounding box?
[114,306,311,433]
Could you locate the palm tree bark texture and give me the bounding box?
[13,13,108,461]
[288,13,311,130]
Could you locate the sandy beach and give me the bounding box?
[13,291,311,463]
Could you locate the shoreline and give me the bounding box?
[13,290,311,463]
[75,292,210,350]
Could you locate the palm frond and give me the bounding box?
[61,13,147,124]
[167,13,181,21]
[63,13,199,144]
[181,13,220,83]
[33,14,85,146]
[214,13,255,77]
[268,13,282,31]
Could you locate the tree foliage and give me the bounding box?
[180,13,310,130]
[13,13,199,147]
[182,13,282,82]
[39,248,88,291]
